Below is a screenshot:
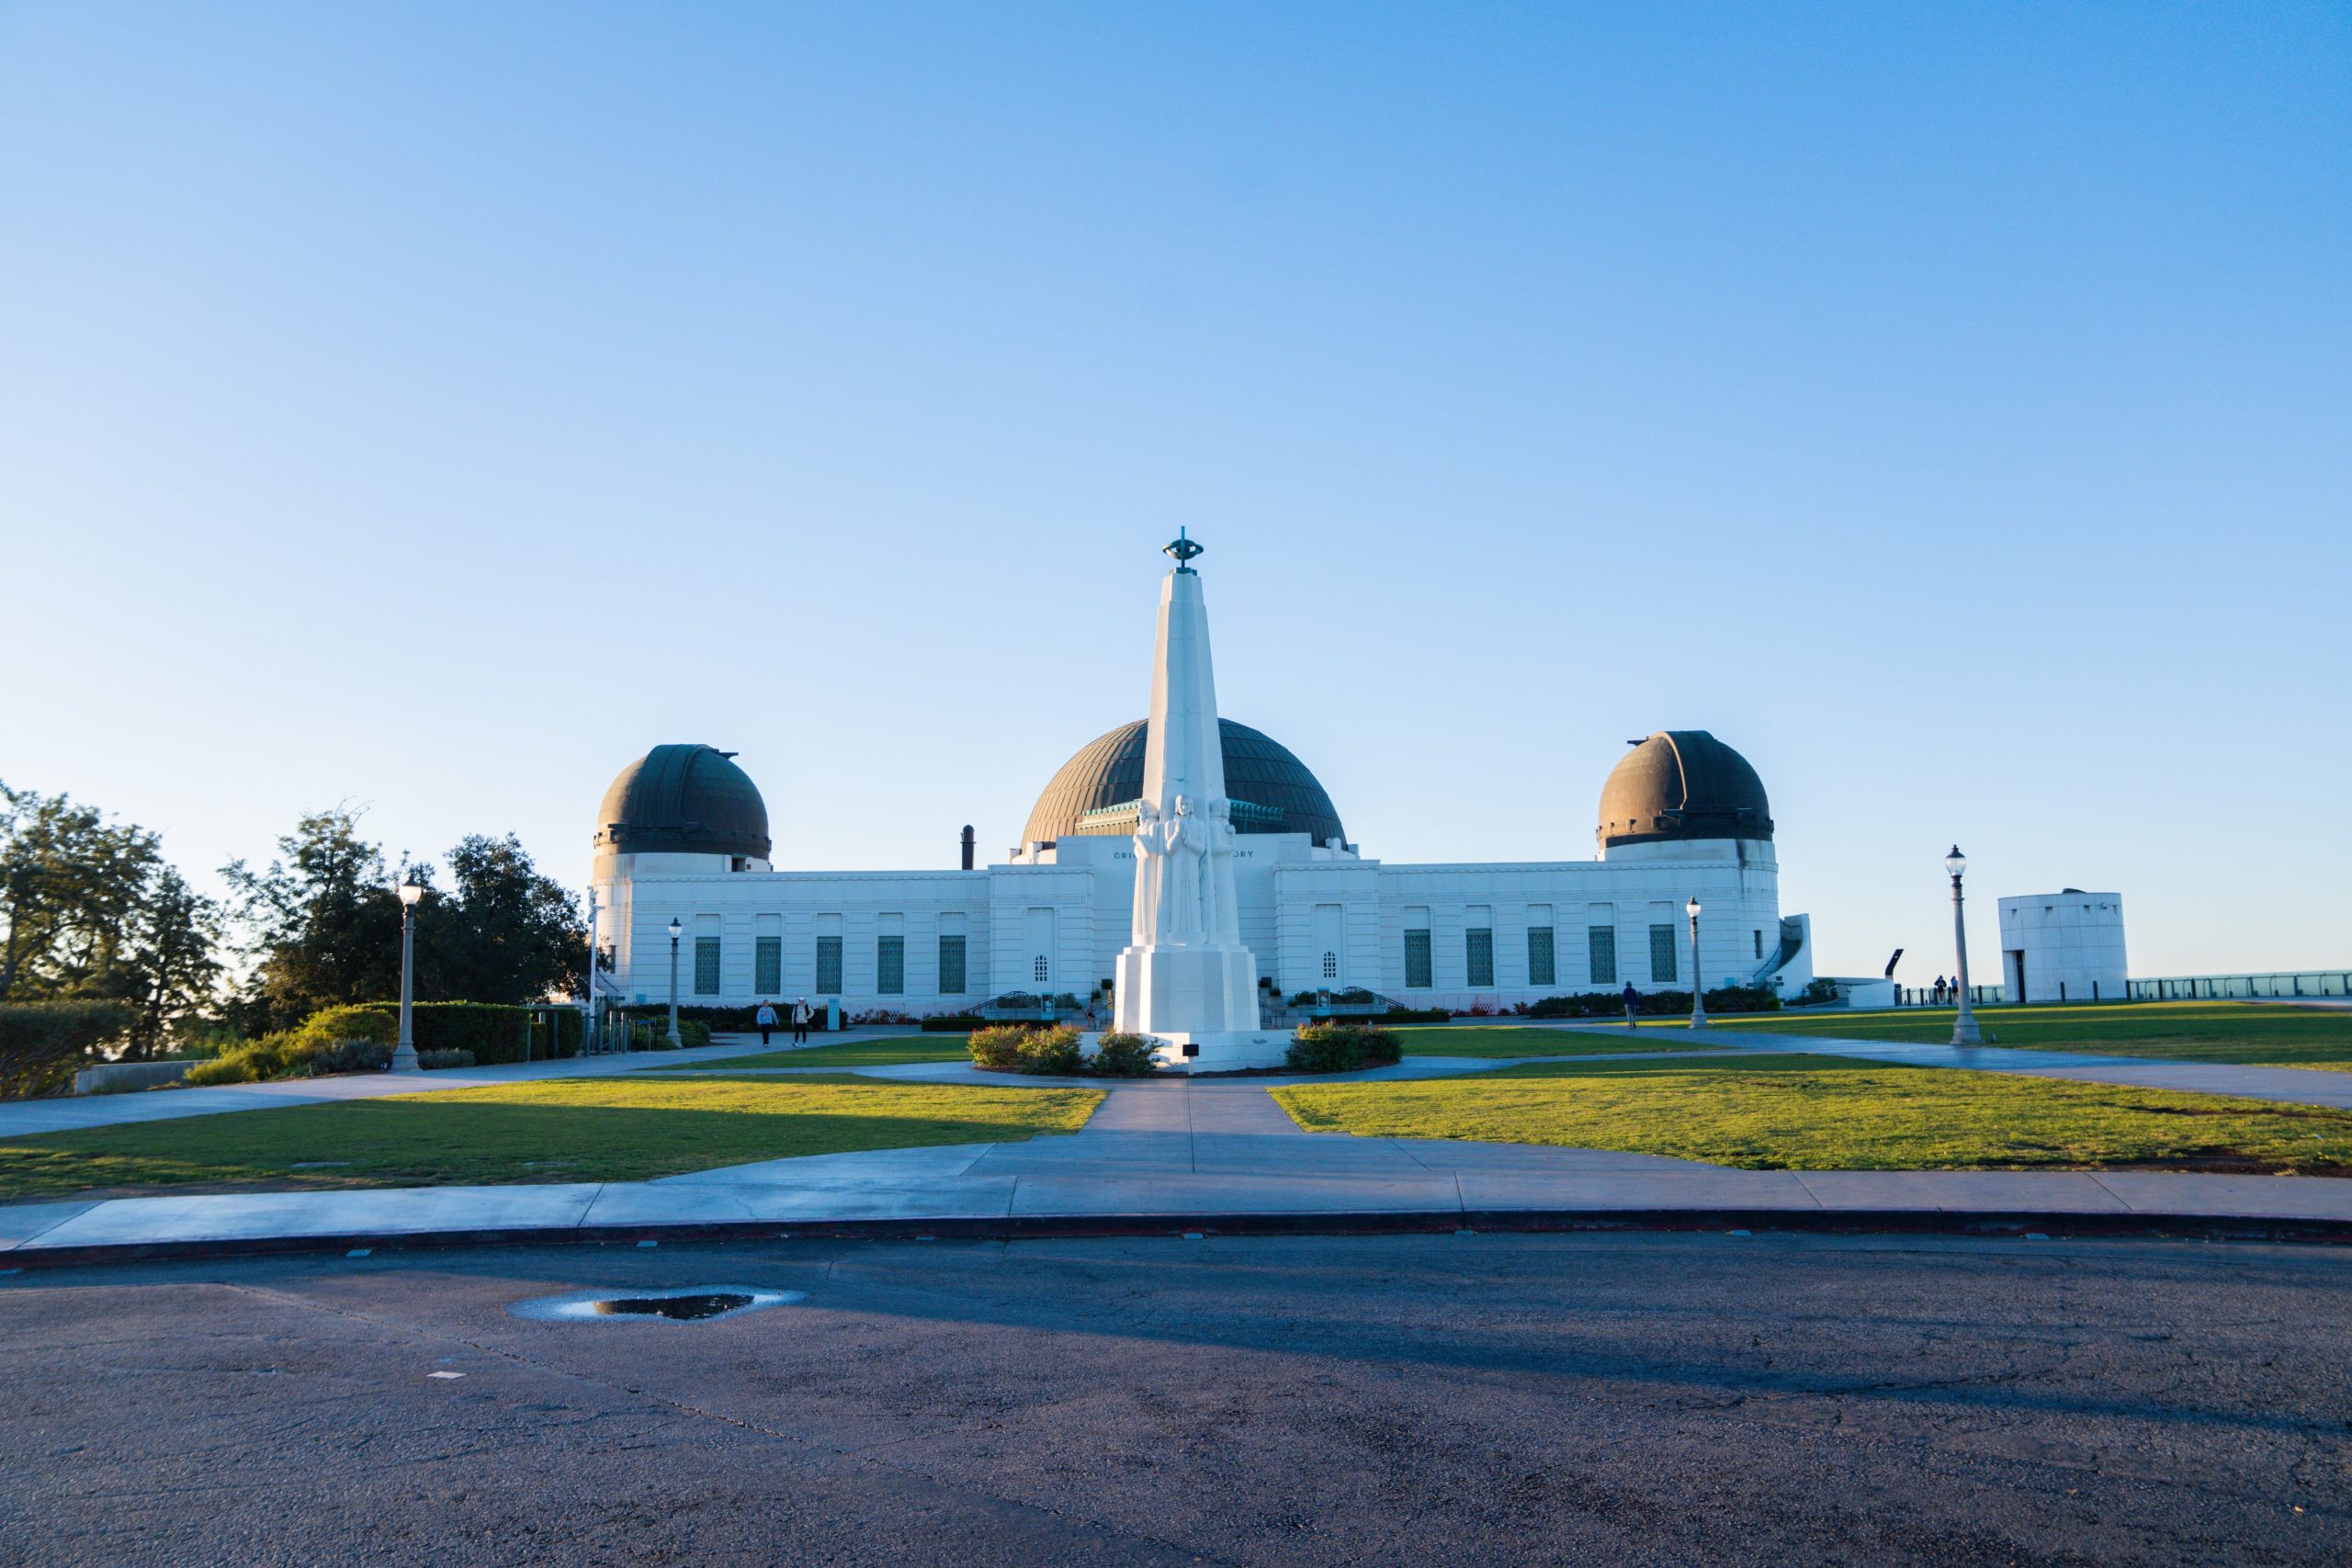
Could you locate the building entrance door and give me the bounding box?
[2006,951,2027,1005]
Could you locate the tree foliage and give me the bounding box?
[224,809,586,1032]
[0,782,222,1056]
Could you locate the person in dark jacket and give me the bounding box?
[1623,981,1641,1031]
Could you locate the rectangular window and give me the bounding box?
[1465,927,1494,988]
[938,934,967,995]
[876,935,904,996]
[815,935,842,995]
[1404,929,1432,989]
[1527,927,1555,987]
[755,935,781,993]
[1753,929,1763,959]
[694,937,721,995]
[1650,923,1678,984]
[1589,927,1616,986]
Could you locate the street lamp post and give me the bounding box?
[1946,846,1983,1046]
[582,885,599,1055]
[392,874,424,1072]
[666,918,684,1048]
[1685,897,1708,1030]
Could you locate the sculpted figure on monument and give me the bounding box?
[1129,800,1167,943]
[1164,795,1206,943]
[1204,796,1241,945]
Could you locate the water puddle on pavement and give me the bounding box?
[507,1285,802,1324]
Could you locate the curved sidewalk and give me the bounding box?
[8,1075,2352,1268]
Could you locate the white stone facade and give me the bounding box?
[594,829,1811,1017]
[1996,892,2128,1004]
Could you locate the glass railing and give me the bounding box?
[2129,971,2352,1001]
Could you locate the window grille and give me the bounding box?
[1465,928,1495,988]
[754,936,781,994]
[1322,950,1338,979]
[815,936,842,995]
[1527,927,1555,987]
[1404,930,1432,989]
[938,935,967,995]
[1589,927,1616,986]
[876,936,904,996]
[1034,954,1050,985]
[694,937,721,996]
[1650,924,1678,983]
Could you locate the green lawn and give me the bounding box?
[1386,1025,1731,1059]
[1695,1000,2352,1070]
[0,1075,1102,1201]
[1270,1053,2352,1174]
[648,1034,968,1070]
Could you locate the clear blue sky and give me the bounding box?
[4,4,2346,980]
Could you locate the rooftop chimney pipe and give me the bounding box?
[960,824,975,872]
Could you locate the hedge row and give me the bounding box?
[1285,1021,1404,1073]
[1524,986,1781,1019]
[0,998,139,1100]
[304,1002,584,1066]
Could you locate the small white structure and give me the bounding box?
[1996,891,2128,1004]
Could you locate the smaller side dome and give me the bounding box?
[1597,731,1771,850]
[595,744,771,859]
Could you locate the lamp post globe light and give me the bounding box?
[1946,846,1983,1046]
[1685,897,1708,1030]
[666,918,684,1048]
[392,873,424,1073]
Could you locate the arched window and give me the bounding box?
[1321,951,1338,979]
[1034,954,1050,984]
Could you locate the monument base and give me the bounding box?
[1113,945,1261,1036]
[1080,1030,1293,1074]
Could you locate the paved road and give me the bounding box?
[4,1232,2346,1565]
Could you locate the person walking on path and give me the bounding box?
[1623,981,1641,1032]
[791,998,812,1045]
[755,1000,776,1046]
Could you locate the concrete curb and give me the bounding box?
[9,1204,2351,1271]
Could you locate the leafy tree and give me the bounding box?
[0,782,222,1056]
[430,834,588,1007]
[223,809,585,1030]
[221,807,413,1033]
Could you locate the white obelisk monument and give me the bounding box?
[1109,532,1286,1070]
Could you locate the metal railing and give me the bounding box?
[2129,971,2352,1001]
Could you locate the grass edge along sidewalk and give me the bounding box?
[1269,1053,2352,1175]
[0,1075,1105,1202]
[1693,1000,2352,1071]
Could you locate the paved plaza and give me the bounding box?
[6,1231,2347,1565]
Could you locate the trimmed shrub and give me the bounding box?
[1087,1032,1159,1077]
[0,998,140,1100]
[1702,984,1781,1013]
[921,1016,986,1033]
[1377,1008,1451,1024]
[302,1037,391,1076]
[418,1048,476,1069]
[966,1023,1035,1069]
[626,1018,712,1051]
[1285,1021,1402,1074]
[967,1023,1094,1076]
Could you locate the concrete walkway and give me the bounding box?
[0,1032,817,1137]
[9,1071,2352,1263]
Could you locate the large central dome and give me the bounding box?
[1023,719,1346,847]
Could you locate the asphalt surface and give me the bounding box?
[4,1233,2348,1566]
